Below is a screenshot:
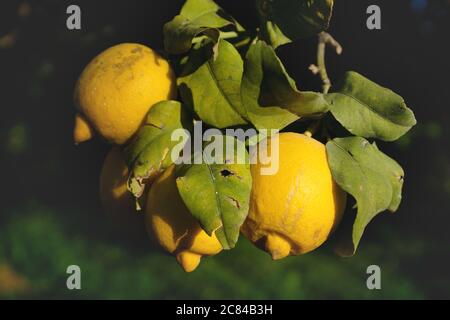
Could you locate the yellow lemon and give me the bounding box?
[99,147,145,237]
[146,165,223,272]
[73,43,177,145]
[242,132,347,259]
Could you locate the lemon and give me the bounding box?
[73,43,177,145]
[146,165,223,272]
[242,132,347,259]
[99,147,144,236]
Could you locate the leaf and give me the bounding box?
[180,0,232,26]
[326,71,417,141]
[178,39,247,128]
[163,0,242,55]
[257,0,334,48]
[163,15,221,55]
[175,135,252,249]
[240,40,329,130]
[124,101,193,202]
[371,142,404,212]
[326,137,405,256]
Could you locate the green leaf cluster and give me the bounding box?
[124,0,417,254]
[325,72,416,254]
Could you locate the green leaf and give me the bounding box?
[180,0,232,25]
[163,0,242,55]
[326,137,405,256]
[178,39,248,128]
[124,101,193,202]
[163,15,221,55]
[240,40,329,130]
[257,0,334,48]
[371,142,404,212]
[175,135,252,249]
[326,71,417,141]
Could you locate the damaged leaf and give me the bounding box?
[175,135,252,249]
[124,100,193,205]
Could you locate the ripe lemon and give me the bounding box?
[73,43,177,145]
[242,132,347,259]
[99,147,145,237]
[146,165,223,272]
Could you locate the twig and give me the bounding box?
[309,32,343,94]
[233,35,252,49]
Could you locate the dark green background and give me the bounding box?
[0,0,449,299]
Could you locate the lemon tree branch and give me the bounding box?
[309,32,343,94]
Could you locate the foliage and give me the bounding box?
[125,0,417,256]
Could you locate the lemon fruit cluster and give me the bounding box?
[83,42,176,236]
[242,133,347,259]
[75,44,346,273]
[73,43,176,145]
[73,0,415,274]
[75,43,223,272]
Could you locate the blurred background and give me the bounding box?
[0,0,449,299]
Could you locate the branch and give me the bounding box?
[309,32,343,94]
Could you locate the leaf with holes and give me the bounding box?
[326,71,417,141]
[326,136,405,256]
[257,0,334,48]
[123,100,193,204]
[163,0,243,55]
[178,39,247,128]
[240,40,329,130]
[175,135,252,249]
